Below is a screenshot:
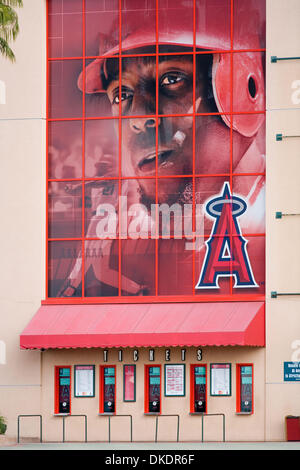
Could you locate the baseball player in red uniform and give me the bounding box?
[57,0,265,297]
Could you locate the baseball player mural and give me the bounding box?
[47,0,265,298]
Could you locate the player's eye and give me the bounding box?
[160,72,185,87]
[112,88,133,105]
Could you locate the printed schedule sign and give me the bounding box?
[210,364,231,396]
[74,365,95,397]
[165,365,185,397]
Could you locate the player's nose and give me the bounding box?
[129,93,160,134]
[129,116,160,134]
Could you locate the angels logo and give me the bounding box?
[196,182,257,289]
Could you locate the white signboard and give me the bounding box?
[210,364,231,396]
[74,365,95,397]
[165,364,185,396]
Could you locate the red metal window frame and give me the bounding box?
[54,365,72,415]
[236,363,254,414]
[45,0,266,305]
[190,364,207,414]
[99,365,117,414]
[144,364,162,414]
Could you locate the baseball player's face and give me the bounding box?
[106,54,208,203]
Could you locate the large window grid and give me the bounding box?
[46,0,266,302]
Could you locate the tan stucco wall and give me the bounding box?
[265,0,300,441]
[0,0,46,439]
[0,0,299,443]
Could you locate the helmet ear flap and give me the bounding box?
[212,53,265,137]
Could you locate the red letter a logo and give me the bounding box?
[195,183,257,289]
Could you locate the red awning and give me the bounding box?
[20,302,265,349]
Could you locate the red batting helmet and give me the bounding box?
[78,1,265,138]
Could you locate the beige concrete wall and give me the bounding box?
[40,347,265,443]
[0,0,46,439]
[265,0,300,441]
[0,1,46,120]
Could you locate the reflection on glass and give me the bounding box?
[159,0,193,53]
[48,240,82,297]
[86,0,119,57]
[234,0,266,50]
[233,115,265,174]
[157,177,194,239]
[195,176,230,236]
[48,0,83,58]
[122,0,156,54]
[158,238,193,296]
[48,181,82,239]
[121,239,155,296]
[48,0,62,15]
[85,120,118,178]
[84,179,119,238]
[195,114,230,175]
[49,60,83,119]
[196,0,231,50]
[232,175,265,234]
[84,239,119,297]
[84,57,119,118]
[48,120,82,179]
[156,113,194,178]
[233,52,265,114]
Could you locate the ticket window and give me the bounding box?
[190,365,207,413]
[237,364,253,413]
[55,366,71,414]
[100,366,116,413]
[145,366,161,413]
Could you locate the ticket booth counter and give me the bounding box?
[20,301,265,440]
[31,344,264,443]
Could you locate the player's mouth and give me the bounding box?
[138,148,175,173]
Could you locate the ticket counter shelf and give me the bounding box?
[98,414,133,442]
[17,415,43,444]
[144,413,180,442]
[53,414,87,443]
[189,412,226,442]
